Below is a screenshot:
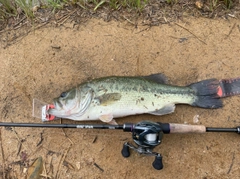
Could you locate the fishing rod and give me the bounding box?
[0,121,239,170]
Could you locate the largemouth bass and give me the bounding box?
[48,73,222,124]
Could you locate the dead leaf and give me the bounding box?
[27,157,43,179]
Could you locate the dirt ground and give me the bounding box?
[1,16,240,179]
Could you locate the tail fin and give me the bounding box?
[189,79,222,109]
[218,78,240,97]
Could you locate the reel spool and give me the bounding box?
[121,121,164,170]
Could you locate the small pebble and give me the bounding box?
[193,114,199,123]
[195,1,203,9]
[76,162,81,170]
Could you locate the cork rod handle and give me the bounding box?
[169,123,206,133]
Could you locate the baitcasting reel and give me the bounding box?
[120,121,240,170]
[121,121,165,170]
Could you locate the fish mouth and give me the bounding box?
[49,98,78,117]
[48,103,67,118]
[53,99,63,110]
[47,99,63,115]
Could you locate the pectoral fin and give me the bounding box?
[97,93,122,106]
[149,104,175,116]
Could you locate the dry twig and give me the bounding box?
[11,127,31,154]
[57,10,77,25]
[175,22,207,45]
[227,153,235,174]
[13,16,27,28]
[123,16,135,25]
[226,23,236,38]
[40,160,52,179]
[61,129,74,145]
[55,144,72,179]
[94,162,104,172]
[0,129,5,179]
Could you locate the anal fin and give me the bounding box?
[149,104,175,116]
[99,114,118,125]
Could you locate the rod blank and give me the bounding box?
[0,123,123,129]
[206,127,240,133]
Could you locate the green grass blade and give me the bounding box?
[0,0,17,16]
[94,0,105,11]
[15,0,34,18]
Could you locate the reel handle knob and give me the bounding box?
[152,154,163,170]
[121,143,130,158]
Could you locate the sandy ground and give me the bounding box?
[1,17,240,178]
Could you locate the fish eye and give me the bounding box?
[60,92,68,98]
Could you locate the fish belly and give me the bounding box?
[79,90,195,120]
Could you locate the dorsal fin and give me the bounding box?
[141,73,168,84]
